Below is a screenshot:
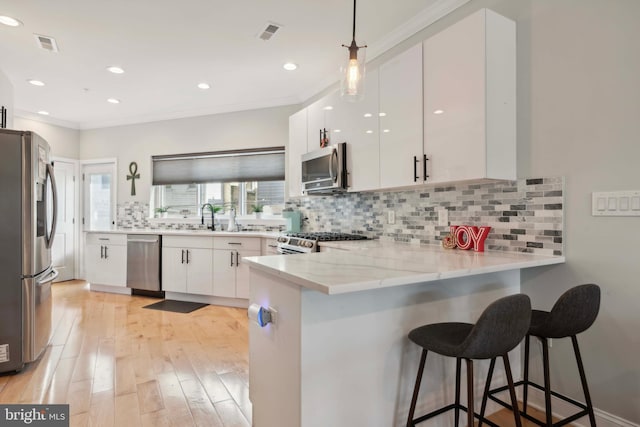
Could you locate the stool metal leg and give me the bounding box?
[523,334,531,415]
[502,354,523,427]
[465,358,474,427]
[571,335,596,427]
[407,349,428,427]
[541,337,553,426]
[478,358,497,427]
[455,357,462,427]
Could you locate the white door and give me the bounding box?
[379,43,424,188]
[185,248,213,296]
[51,159,76,282]
[82,162,116,230]
[212,249,236,298]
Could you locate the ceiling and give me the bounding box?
[0,0,467,129]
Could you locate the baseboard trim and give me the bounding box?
[525,388,639,427]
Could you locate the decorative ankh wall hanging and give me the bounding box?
[127,162,140,196]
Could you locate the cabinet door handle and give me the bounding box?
[186,250,190,264]
[181,249,185,264]
[235,251,239,267]
[413,156,419,182]
[423,154,429,181]
[268,244,278,248]
[227,242,242,245]
[104,246,108,259]
[230,251,234,267]
[100,245,104,259]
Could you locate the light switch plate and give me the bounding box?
[592,191,640,216]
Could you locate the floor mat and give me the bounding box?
[143,299,208,313]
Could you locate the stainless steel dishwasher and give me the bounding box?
[127,234,161,291]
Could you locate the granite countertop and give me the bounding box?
[244,240,565,295]
[84,229,281,238]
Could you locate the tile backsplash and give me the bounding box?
[286,177,564,256]
[116,202,285,232]
[116,177,564,256]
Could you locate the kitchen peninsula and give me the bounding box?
[245,242,564,427]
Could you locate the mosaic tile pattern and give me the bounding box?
[116,202,285,232]
[285,177,564,256]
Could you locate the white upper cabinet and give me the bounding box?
[423,9,516,184]
[306,93,338,153]
[345,68,380,192]
[379,43,424,189]
[287,108,307,199]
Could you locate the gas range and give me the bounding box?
[276,232,368,254]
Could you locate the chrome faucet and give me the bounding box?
[201,203,216,230]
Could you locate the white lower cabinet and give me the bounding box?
[213,237,260,299]
[162,236,213,296]
[261,237,279,255]
[85,233,127,287]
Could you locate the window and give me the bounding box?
[151,181,284,217]
[150,147,285,218]
[83,162,116,230]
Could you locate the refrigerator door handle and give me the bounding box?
[45,163,58,249]
[37,268,59,285]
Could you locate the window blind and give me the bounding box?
[152,147,285,185]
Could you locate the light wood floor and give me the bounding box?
[0,280,252,427]
[0,281,561,427]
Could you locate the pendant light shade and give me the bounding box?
[340,0,367,102]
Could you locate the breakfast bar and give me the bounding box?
[244,242,564,427]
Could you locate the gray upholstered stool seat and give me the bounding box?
[487,284,600,427]
[406,294,531,427]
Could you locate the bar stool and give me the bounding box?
[487,284,600,427]
[406,294,531,427]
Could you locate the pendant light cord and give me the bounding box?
[352,0,357,41]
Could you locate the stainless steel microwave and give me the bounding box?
[301,142,347,195]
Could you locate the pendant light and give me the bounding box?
[340,0,367,102]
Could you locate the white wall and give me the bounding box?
[0,68,14,129]
[519,1,640,422]
[13,117,81,159]
[393,0,639,423]
[79,105,298,204]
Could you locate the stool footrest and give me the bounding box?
[487,380,591,427]
[410,403,500,427]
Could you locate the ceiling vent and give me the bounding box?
[257,22,282,41]
[34,34,59,52]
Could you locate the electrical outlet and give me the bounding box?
[387,211,395,224]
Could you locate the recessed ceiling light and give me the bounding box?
[28,79,45,87]
[38,111,50,116]
[0,16,22,27]
[383,129,390,133]
[107,98,120,104]
[363,113,372,118]
[433,109,444,115]
[283,62,297,71]
[333,129,341,133]
[197,82,210,90]
[106,66,125,74]
[365,130,374,134]
[379,112,387,117]
[323,106,333,111]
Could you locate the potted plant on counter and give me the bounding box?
[252,204,264,219]
[154,206,169,218]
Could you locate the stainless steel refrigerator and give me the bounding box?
[0,129,58,373]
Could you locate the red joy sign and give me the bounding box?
[449,225,491,252]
